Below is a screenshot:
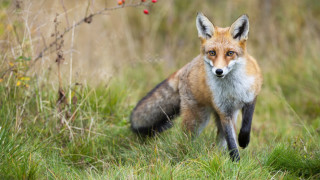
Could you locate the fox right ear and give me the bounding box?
[196,12,214,39]
[230,14,249,41]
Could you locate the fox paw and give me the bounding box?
[238,131,250,148]
[230,149,240,162]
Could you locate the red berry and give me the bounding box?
[122,0,125,3]
[143,9,149,14]
[152,0,157,3]
[141,0,145,2]
[118,0,123,5]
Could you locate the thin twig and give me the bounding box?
[69,21,75,105]
[68,89,94,122]
[60,0,70,27]
[85,0,91,18]
[256,157,263,171]
[62,116,74,141]
[88,117,94,140]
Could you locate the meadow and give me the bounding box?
[0,0,319,179]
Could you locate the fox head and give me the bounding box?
[196,13,249,78]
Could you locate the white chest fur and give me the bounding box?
[204,58,255,114]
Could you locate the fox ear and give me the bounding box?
[230,14,249,41]
[196,12,214,39]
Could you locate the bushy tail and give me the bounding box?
[130,77,180,136]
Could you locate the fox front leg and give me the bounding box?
[221,117,240,162]
[238,98,257,148]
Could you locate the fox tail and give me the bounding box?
[130,76,180,136]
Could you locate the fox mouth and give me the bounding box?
[216,75,224,78]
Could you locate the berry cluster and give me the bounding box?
[143,0,157,15]
[118,0,125,5]
[118,0,158,15]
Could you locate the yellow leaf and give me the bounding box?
[16,81,21,86]
[0,78,3,82]
[6,24,13,31]
[20,77,30,81]
[9,62,14,67]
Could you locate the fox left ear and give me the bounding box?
[230,14,249,41]
[196,12,214,39]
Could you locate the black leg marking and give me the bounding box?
[238,98,257,148]
[224,123,240,162]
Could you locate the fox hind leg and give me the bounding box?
[214,112,227,149]
[181,105,211,136]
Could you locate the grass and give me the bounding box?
[266,145,320,178]
[1,0,320,179]
[0,67,319,179]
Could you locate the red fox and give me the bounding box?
[130,13,262,161]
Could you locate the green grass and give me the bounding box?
[266,145,320,178]
[0,66,319,179]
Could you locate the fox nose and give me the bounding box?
[215,69,223,75]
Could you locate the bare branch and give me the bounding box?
[32,2,144,63]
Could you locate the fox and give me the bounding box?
[130,13,262,161]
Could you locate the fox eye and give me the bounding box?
[226,51,234,56]
[208,50,216,56]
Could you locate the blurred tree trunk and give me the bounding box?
[262,0,271,20]
[259,0,275,59]
[261,0,272,35]
[164,0,175,69]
